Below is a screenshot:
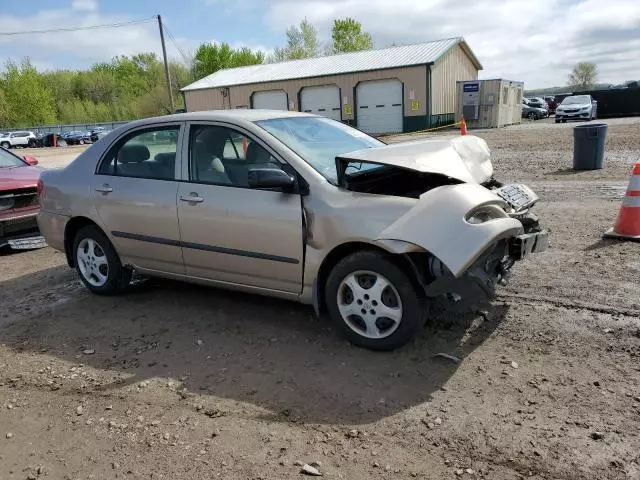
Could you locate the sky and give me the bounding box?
[0,0,639,89]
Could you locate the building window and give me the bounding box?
[502,87,509,105]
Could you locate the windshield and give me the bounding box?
[562,95,591,105]
[255,117,384,183]
[0,148,26,168]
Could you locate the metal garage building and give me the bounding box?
[181,37,482,134]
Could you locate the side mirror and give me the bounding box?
[23,156,39,166]
[247,168,296,191]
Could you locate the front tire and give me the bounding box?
[325,251,423,350]
[1,142,10,149]
[73,225,131,295]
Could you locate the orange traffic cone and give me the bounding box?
[604,162,640,241]
[460,117,468,136]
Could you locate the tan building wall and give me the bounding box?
[431,45,479,115]
[184,65,429,121]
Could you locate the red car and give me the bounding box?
[0,148,46,249]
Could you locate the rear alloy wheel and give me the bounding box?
[527,112,536,120]
[1,142,10,149]
[73,225,131,295]
[325,251,423,350]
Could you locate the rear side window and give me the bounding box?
[98,126,179,181]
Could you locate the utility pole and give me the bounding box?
[157,14,174,113]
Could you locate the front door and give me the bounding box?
[92,123,184,274]
[177,123,303,293]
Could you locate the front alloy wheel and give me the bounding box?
[337,271,403,339]
[325,251,423,350]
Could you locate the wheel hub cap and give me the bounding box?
[336,270,403,339]
[76,238,109,287]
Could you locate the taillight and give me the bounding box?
[37,179,44,196]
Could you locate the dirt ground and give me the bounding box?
[1,118,639,480]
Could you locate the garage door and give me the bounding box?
[300,85,341,121]
[252,90,287,110]
[356,80,403,134]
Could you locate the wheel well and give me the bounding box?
[64,217,100,267]
[315,242,424,313]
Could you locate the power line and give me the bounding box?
[163,24,192,66]
[0,17,156,37]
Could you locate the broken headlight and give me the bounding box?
[465,205,505,224]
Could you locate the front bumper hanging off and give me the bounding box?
[510,230,549,260]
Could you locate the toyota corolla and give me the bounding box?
[37,110,547,350]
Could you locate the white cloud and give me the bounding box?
[71,0,99,12]
[262,0,640,88]
[0,4,164,70]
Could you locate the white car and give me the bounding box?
[0,131,37,148]
[555,95,597,123]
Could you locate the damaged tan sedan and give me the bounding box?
[38,111,547,350]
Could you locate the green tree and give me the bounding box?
[1,59,57,126]
[0,88,10,127]
[568,62,598,90]
[192,42,264,80]
[0,53,197,128]
[270,18,320,62]
[329,18,373,54]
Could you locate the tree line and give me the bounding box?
[0,17,374,129]
[0,55,190,128]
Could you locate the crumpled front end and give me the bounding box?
[375,182,548,301]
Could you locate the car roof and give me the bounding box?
[126,109,315,128]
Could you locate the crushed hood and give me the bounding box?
[336,135,493,186]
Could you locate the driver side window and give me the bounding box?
[189,125,283,188]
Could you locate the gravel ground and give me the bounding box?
[1,118,639,480]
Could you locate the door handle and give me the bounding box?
[180,193,204,203]
[95,184,113,193]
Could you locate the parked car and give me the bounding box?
[543,96,559,114]
[524,97,549,114]
[0,147,46,250]
[64,131,93,145]
[90,129,111,143]
[555,95,597,123]
[38,111,548,350]
[0,131,37,149]
[522,101,547,120]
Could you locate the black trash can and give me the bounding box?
[573,123,607,170]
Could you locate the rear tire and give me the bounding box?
[72,225,131,295]
[1,142,10,149]
[325,250,423,350]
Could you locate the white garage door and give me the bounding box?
[356,80,403,134]
[300,85,341,121]
[252,90,287,110]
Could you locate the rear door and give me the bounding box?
[91,123,185,274]
[12,132,28,146]
[176,122,304,293]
